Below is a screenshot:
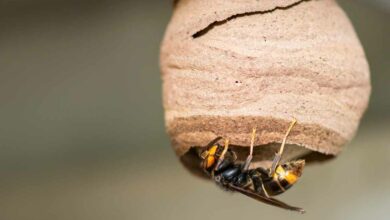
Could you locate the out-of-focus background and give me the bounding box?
[0,0,388,219]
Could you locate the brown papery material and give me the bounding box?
[160,0,371,176]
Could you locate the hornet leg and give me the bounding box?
[214,139,229,171]
[243,127,257,171]
[230,128,256,187]
[249,168,271,198]
[269,118,297,177]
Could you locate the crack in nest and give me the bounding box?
[192,0,311,38]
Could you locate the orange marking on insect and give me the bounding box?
[274,165,298,184]
[284,172,298,184]
[205,145,218,169]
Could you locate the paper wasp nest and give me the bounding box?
[160,0,370,175]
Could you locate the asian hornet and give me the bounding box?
[199,119,306,213]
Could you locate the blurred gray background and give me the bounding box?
[0,0,388,219]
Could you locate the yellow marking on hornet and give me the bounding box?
[205,145,218,169]
[284,172,298,184]
[274,165,298,185]
[274,166,285,178]
[208,145,218,155]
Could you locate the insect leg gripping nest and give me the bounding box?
[160,0,371,176]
